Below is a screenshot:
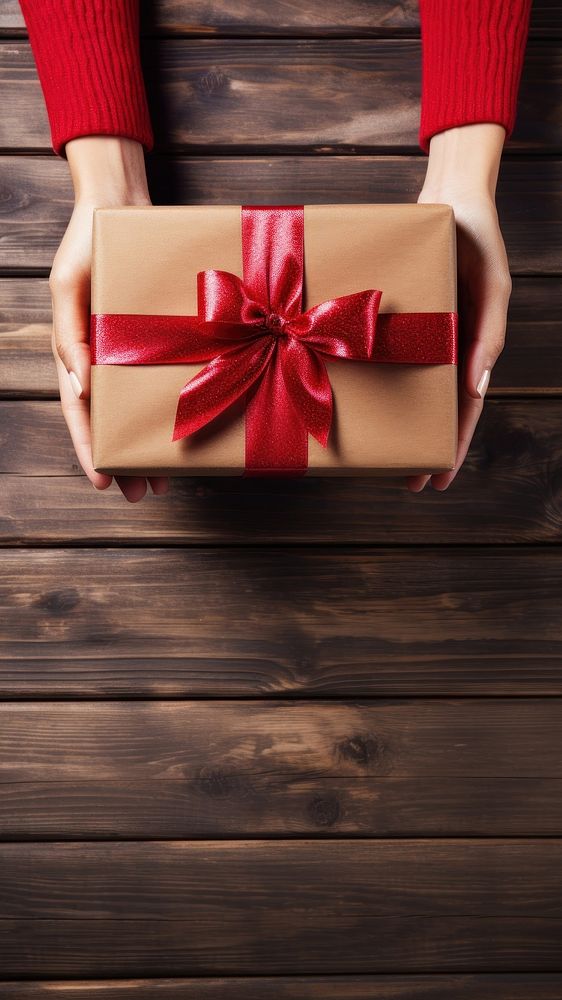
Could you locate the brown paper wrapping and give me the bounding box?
[91,203,458,476]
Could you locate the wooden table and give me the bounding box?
[1,2,561,996]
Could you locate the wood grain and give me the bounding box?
[0,549,561,697]
[2,917,562,977]
[5,977,562,1000]
[5,776,562,839]
[3,699,562,779]
[0,0,557,37]
[1,399,561,545]
[0,40,558,152]
[1,840,562,976]
[0,156,560,273]
[2,699,562,838]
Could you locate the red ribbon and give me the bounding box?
[91,205,457,476]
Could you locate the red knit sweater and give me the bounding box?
[18,0,532,159]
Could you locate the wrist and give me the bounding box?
[419,123,506,203]
[66,135,151,206]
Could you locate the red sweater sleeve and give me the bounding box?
[419,0,532,153]
[18,0,154,159]
[20,0,531,160]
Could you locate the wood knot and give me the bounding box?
[337,734,382,767]
[197,69,229,96]
[36,588,80,614]
[307,794,341,828]
[197,769,240,798]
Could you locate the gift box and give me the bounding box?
[90,203,458,477]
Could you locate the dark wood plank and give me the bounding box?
[3,700,562,780]
[0,40,558,153]
[1,548,561,697]
[2,917,562,977]
[0,0,558,37]
[0,156,559,273]
[6,777,562,839]
[0,278,54,395]
[2,276,559,397]
[1,840,562,975]
[1,399,561,545]
[0,0,421,36]
[7,777,562,839]
[3,698,562,837]
[1,976,562,999]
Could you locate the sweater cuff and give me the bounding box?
[418,0,532,154]
[19,0,154,159]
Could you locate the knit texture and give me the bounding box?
[19,0,154,158]
[19,0,532,158]
[418,0,532,152]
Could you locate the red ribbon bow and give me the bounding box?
[91,205,457,476]
[174,205,382,474]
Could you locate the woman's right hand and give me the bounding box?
[50,135,169,502]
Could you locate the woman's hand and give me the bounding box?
[49,135,169,502]
[409,123,512,493]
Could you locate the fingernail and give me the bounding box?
[476,368,491,398]
[69,370,83,398]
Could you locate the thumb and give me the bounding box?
[459,259,511,404]
[49,269,92,399]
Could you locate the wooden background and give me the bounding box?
[1,0,562,997]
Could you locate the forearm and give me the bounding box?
[66,136,151,205]
[419,123,506,201]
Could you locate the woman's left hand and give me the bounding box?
[408,124,512,493]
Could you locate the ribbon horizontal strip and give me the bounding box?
[91,205,458,477]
